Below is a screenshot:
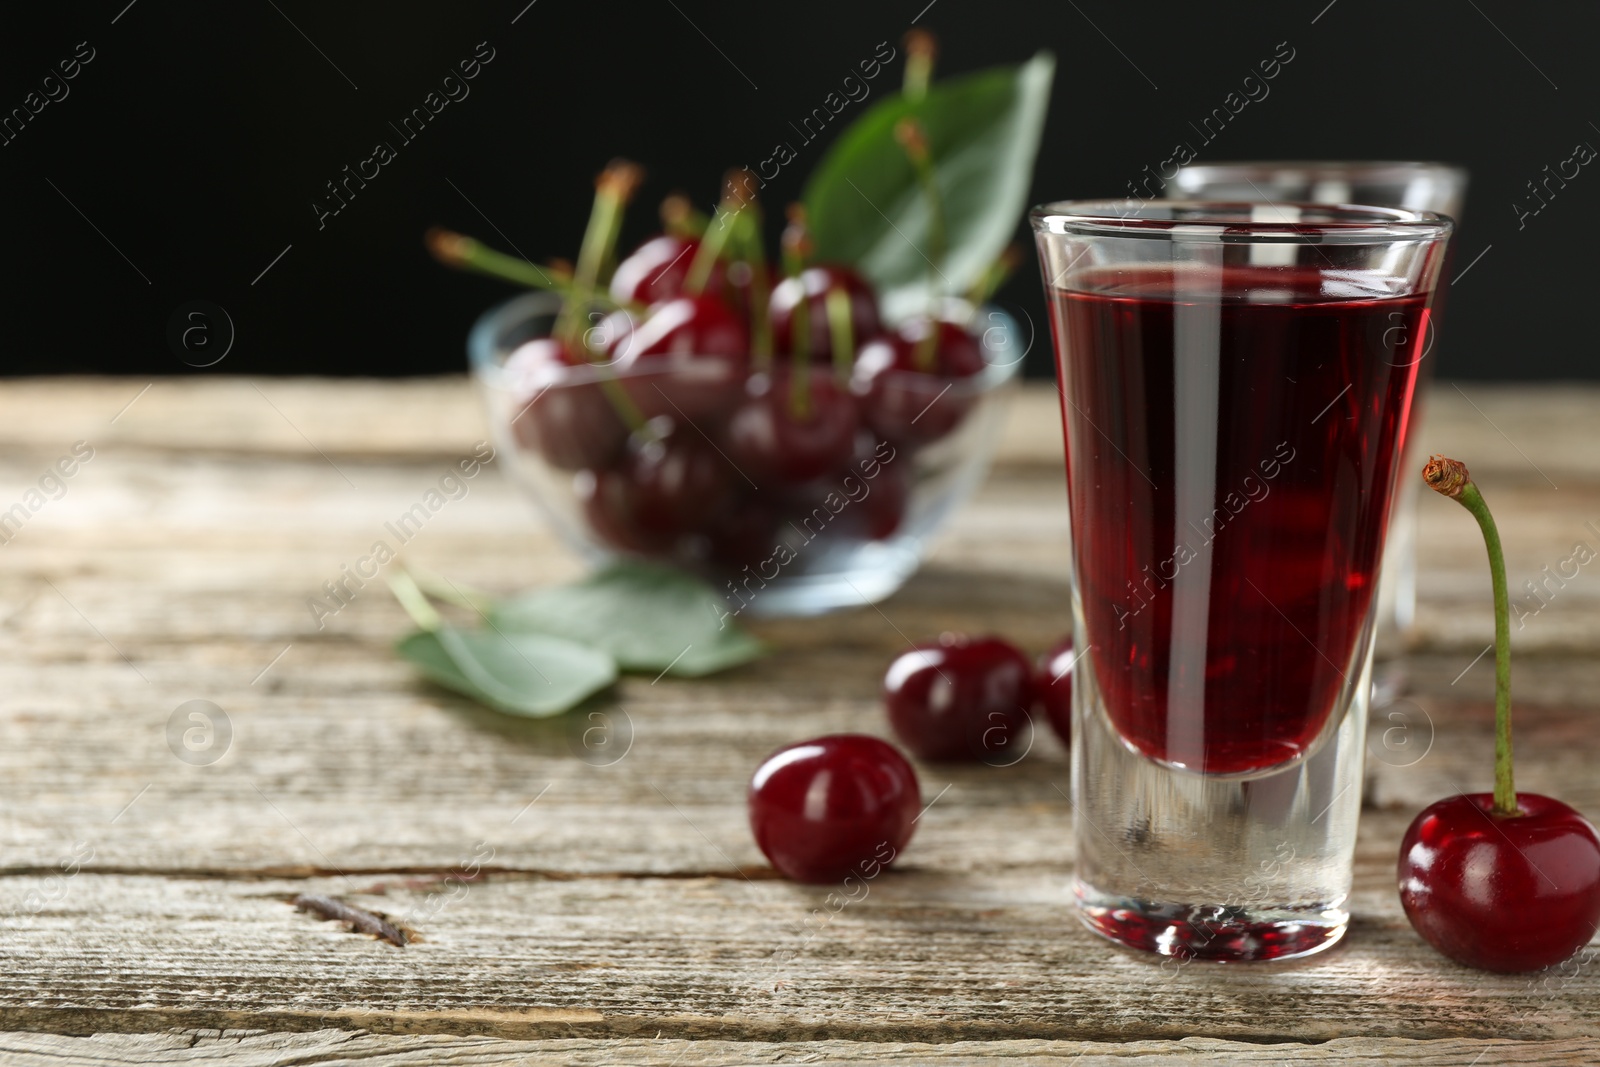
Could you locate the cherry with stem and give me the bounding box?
[1397,454,1600,973]
[724,206,859,483]
[428,163,655,468]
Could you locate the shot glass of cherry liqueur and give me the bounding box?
[1031,201,1453,961]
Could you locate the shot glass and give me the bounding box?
[1032,201,1453,961]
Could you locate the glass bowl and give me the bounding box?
[468,291,1021,617]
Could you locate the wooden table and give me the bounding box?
[1,378,1596,1065]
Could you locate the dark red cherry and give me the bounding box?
[853,317,986,447]
[825,434,909,542]
[856,435,909,541]
[704,500,785,572]
[725,372,859,484]
[606,293,749,366]
[603,294,749,422]
[577,430,734,554]
[1034,637,1076,747]
[609,234,725,305]
[883,634,1033,763]
[503,338,628,472]
[1398,792,1600,972]
[769,264,881,363]
[748,734,920,884]
[857,457,909,541]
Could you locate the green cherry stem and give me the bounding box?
[406,564,495,614]
[895,117,947,372]
[826,287,854,384]
[1424,454,1518,816]
[782,204,814,420]
[903,29,936,100]
[686,170,757,297]
[426,229,580,299]
[387,569,443,633]
[969,246,1021,309]
[731,177,773,368]
[558,160,644,343]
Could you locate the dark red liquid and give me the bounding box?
[1050,266,1427,774]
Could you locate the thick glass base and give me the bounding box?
[1075,881,1348,962]
[1070,626,1372,964]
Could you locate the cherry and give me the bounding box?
[1034,637,1075,747]
[883,634,1033,763]
[703,499,785,572]
[822,434,909,542]
[853,316,987,447]
[602,293,749,422]
[1398,793,1600,973]
[606,292,748,367]
[1397,455,1600,972]
[725,371,859,484]
[503,338,628,473]
[576,428,734,554]
[855,450,909,541]
[748,734,920,884]
[609,234,725,305]
[769,265,882,363]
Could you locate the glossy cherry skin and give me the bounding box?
[820,434,908,542]
[748,734,920,884]
[855,449,909,541]
[883,635,1034,763]
[603,294,749,422]
[606,293,748,366]
[769,265,882,364]
[577,431,734,554]
[853,317,986,447]
[503,338,628,472]
[1034,638,1075,748]
[1398,792,1600,972]
[609,235,725,305]
[725,371,860,484]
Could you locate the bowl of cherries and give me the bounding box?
[453,162,1023,617]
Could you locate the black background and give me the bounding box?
[1,0,1593,379]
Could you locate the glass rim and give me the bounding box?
[1172,159,1467,182]
[1029,199,1454,243]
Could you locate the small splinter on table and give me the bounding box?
[292,893,409,948]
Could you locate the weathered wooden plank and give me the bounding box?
[0,1030,1594,1066]
[0,871,1596,1043]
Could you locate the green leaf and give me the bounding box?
[396,625,617,717]
[490,560,764,677]
[802,52,1055,321]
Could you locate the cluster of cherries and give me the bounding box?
[749,633,1074,882]
[481,164,991,579]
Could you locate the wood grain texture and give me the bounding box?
[0,378,1595,1057]
[0,1030,1595,1066]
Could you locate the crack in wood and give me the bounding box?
[291,894,410,948]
